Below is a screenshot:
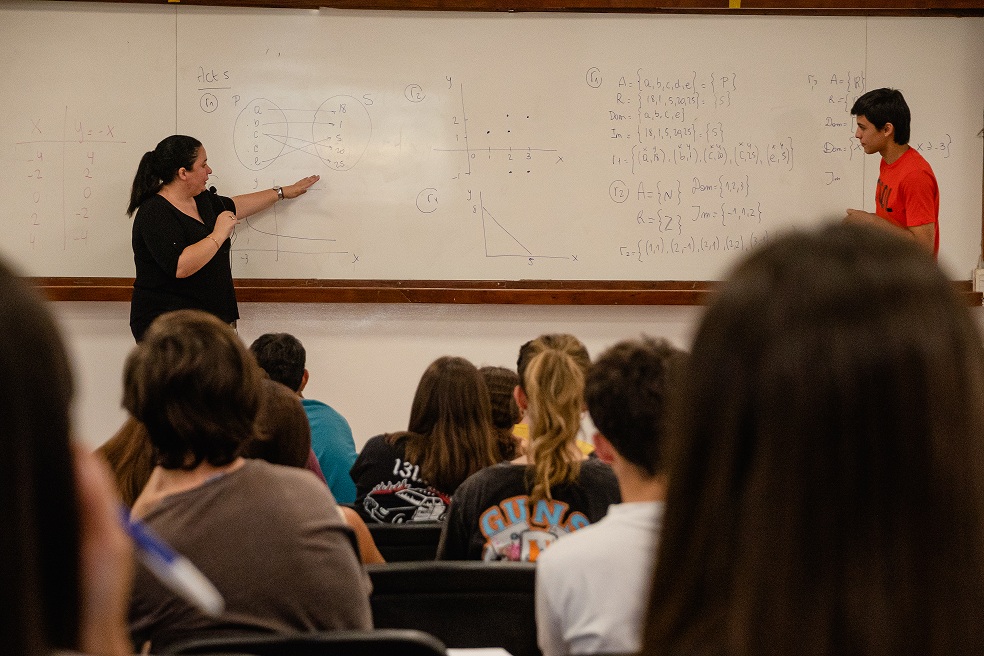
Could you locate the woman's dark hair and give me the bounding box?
[0,257,81,655]
[479,365,521,460]
[97,417,155,508]
[641,223,984,656]
[242,378,312,469]
[127,135,202,216]
[123,309,264,470]
[387,356,500,493]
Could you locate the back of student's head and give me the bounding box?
[851,87,911,144]
[519,334,590,508]
[243,378,312,469]
[586,336,685,478]
[123,309,264,470]
[0,258,81,655]
[517,333,590,392]
[642,223,984,656]
[479,365,521,460]
[249,332,306,392]
[398,355,500,493]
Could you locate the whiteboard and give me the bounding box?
[1,3,981,281]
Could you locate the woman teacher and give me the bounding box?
[126,135,319,341]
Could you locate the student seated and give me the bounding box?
[245,378,317,471]
[438,335,620,561]
[125,310,371,651]
[479,365,523,461]
[249,333,359,503]
[247,378,385,565]
[350,356,501,524]
[98,379,382,564]
[0,256,133,656]
[536,336,685,655]
[641,223,984,656]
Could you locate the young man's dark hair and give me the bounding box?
[851,87,911,144]
[585,336,685,478]
[249,333,306,392]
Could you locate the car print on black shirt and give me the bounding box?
[363,482,450,523]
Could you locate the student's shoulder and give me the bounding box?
[360,433,399,454]
[243,460,344,519]
[133,194,176,223]
[302,397,345,417]
[245,457,326,487]
[455,462,525,496]
[537,512,612,572]
[580,457,618,482]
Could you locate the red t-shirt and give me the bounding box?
[875,147,940,256]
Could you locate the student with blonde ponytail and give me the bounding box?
[438,334,620,561]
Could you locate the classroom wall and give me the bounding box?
[56,301,705,450]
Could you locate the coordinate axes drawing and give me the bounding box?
[431,83,573,263]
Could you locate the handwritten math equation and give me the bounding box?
[15,108,124,252]
[618,231,773,262]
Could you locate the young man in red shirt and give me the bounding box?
[844,88,939,257]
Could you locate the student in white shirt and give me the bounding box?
[536,336,686,656]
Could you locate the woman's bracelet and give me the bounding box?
[208,236,221,250]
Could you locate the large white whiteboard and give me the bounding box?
[1,3,981,281]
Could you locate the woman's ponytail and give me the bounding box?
[127,150,160,216]
[126,135,202,216]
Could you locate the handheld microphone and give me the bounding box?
[208,186,236,213]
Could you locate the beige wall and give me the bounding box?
[55,301,705,450]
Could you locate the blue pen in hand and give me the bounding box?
[119,507,225,617]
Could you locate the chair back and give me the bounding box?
[164,628,447,656]
[366,522,442,561]
[368,561,539,656]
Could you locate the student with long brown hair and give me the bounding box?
[0,256,133,656]
[437,334,619,561]
[479,365,523,461]
[351,355,501,524]
[641,223,984,656]
[97,417,155,508]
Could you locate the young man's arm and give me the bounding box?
[843,209,935,254]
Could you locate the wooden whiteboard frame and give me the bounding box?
[72,1,984,15]
[28,0,984,305]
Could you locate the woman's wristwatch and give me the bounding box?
[274,185,284,201]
